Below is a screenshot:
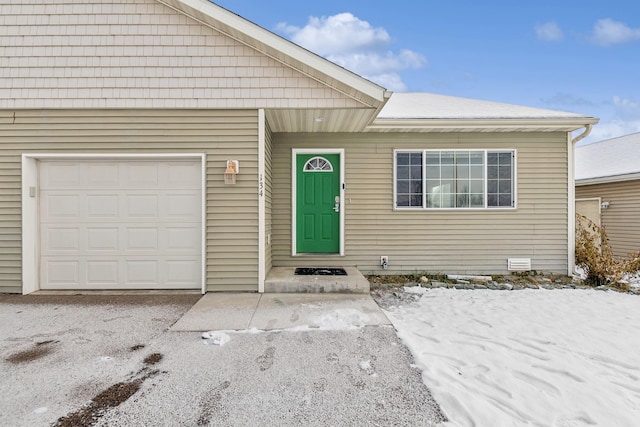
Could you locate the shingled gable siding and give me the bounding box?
[0,109,259,293]
[271,132,569,275]
[576,180,640,258]
[0,0,365,111]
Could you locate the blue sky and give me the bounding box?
[214,0,640,144]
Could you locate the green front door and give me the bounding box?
[296,153,341,253]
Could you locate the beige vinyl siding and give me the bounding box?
[272,132,569,275]
[264,122,274,275]
[0,156,20,291]
[576,180,640,258]
[0,109,258,293]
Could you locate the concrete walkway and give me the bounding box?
[171,293,391,331]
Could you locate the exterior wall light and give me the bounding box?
[224,160,239,185]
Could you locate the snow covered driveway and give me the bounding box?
[0,295,199,426]
[0,294,445,426]
[383,288,640,427]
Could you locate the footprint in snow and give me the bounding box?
[256,347,275,371]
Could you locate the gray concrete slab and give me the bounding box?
[250,293,391,330]
[264,266,370,293]
[170,293,260,331]
[171,293,391,332]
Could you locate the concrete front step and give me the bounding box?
[264,267,370,293]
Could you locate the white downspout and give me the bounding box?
[258,109,266,293]
[568,124,593,276]
[572,124,593,145]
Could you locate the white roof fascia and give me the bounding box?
[373,93,599,130]
[576,172,640,186]
[156,0,386,104]
[369,117,599,132]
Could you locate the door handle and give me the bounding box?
[333,196,340,213]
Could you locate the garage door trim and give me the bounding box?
[22,153,207,295]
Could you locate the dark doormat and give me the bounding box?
[294,267,347,276]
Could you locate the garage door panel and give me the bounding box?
[39,159,202,290]
[86,227,119,251]
[41,163,81,189]
[87,163,120,187]
[126,227,159,251]
[167,163,201,188]
[126,194,159,218]
[43,194,81,219]
[166,193,200,217]
[166,260,200,285]
[43,260,80,287]
[86,261,119,286]
[166,226,200,251]
[125,163,160,187]
[87,195,119,218]
[42,257,201,290]
[43,227,80,252]
[126,260,158,285]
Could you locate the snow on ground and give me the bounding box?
[201,331,231,346]
[624,273,640,288]
[383,287,640,427]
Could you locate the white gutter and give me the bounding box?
[568,124,594,276]
[369,117,599,132]
[576,171,640,186]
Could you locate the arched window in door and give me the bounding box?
[303,156,333,172]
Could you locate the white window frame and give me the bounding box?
[393,148,517,211]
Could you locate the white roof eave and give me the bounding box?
[576,172,640,186]
[368,117,600,132]
[156,0,387,105]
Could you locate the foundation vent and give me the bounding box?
[507,258,531,272]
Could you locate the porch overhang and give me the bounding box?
[265,107,386,133]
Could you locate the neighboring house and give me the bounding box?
[0,0,598,295]
[576,132,640,258]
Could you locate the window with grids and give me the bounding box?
[395,150,515,209]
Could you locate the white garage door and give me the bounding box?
[39,159,202,290]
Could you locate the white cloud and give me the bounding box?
[276,13,426,91]
[589,18,640,46]
[541,92,593,107]
[588,119,640,142]
[535,22,564,42]
[613,95,640,119]
[276,13,390,56]
[583,96,640,143]
[361,73,409,92]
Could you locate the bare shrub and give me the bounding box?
[575,214,640,289]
